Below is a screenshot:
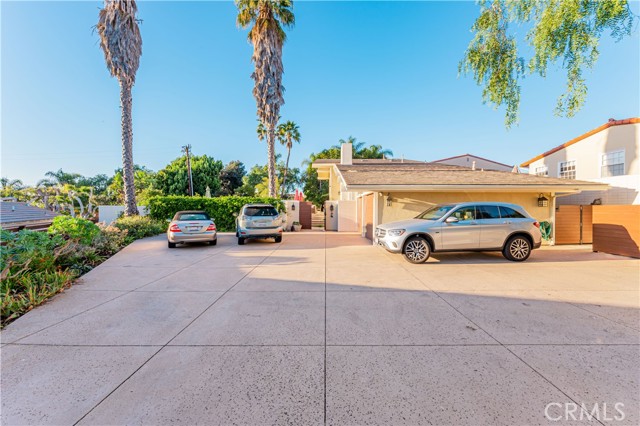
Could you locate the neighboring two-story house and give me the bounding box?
[521,118,639,205]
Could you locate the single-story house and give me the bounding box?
[0,201,59,231]
[313,143,609,245]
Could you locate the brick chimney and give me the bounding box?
[341,142,353,165]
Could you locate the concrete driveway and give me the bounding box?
[1,233,639,425]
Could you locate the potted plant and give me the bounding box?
[292,221,302,232]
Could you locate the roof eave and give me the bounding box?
[344,184,610,193]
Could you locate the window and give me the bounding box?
[601,150,625,177]
[535,166,548,176]
[415,205,454,220]
[175,213,210,221]
[243,206,278,217]
[477,205,501,219]
[558,160,576,179]
[499,206,525,219]
[450,206,476,222]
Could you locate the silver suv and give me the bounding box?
[375,202,542,263]
[236,204,284,245]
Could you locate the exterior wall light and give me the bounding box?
[538,194,549,207]
[386,193,392,207]
[291,203,296,211]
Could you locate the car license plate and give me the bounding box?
[187,226,200,231]
[255,222,268,227]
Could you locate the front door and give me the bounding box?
[439,206,480,250]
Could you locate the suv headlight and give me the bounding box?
[387,229,405,237]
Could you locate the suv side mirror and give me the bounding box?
[233,212,238,218]
[445,216,459,224]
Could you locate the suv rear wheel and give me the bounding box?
[503,235,531,262]
[403,236,430,264]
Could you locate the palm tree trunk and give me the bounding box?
[267,127,277,198]
[281,144,291,198]
[120,80,139,216]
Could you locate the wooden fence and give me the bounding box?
[592,205,640,258]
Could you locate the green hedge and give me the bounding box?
[147,196,285,232]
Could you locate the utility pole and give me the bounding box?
[182,144,194,196]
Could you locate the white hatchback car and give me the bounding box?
[375,202,542,263]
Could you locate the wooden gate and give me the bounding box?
[555,205,592,245]
[298,201,312,230]
[364,193,374,240]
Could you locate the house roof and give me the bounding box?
[0,202,59,227]
[432,153,513,169]
[313,158,424,165]
[333,163,609,192]
[521,117,640,167]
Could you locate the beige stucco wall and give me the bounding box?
[527,123,639,179]
[377,192,554,225]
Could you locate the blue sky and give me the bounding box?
[2,1,639,185]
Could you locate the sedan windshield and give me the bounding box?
[415,205,454,220]
[244,206,278,217]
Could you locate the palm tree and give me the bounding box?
[338,136,366,155]
[43,169,81,186]
[277,120,300,197]
[96,0,142,216]
[236,0,294,198]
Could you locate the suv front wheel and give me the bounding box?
[503,235,532,262]
[403,236,431,264]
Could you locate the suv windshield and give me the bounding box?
[244,206,278,217]
[415,205,454,220]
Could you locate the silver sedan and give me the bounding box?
[167,210,217,248]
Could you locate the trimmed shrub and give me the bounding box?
[147,196,285,232]
[112,215,165,243]
[93,224,129,256]
[48,216,100,245]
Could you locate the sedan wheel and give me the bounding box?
[168,241,176,249]
[503,236,531,262]
[403,237,430,264]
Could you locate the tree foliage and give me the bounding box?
[460,0,636,127]
[156,155,224,197]
[218,160,246,196]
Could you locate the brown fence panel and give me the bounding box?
[298,202,312,230]
[356,197,362,235]
[555,205,581,244]
[592,205,640,258]
[364,194,374,240]
[581,205,593,244]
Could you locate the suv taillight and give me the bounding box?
[533,221,540,228]
[169,224,181,232]
[206,223,216,231]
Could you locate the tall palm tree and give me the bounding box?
[96,0,142,216]
[337,136,366,155]
[236,0,294,198]
[277,120,300,197]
